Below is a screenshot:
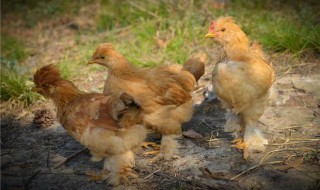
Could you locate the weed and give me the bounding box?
[0,63,39,107]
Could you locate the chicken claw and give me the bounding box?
[141,142,161,156]
[231,138,249,160]
[142,150,160,156]
[141,142,160,150]
[120,167,138,184]
[86,170,110,182]
[148,153,180,163]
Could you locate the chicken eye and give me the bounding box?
[100,56,105,59]
[221,28,226,32]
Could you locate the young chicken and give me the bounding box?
[33,65,147,185]
[205,17,275,159]
[88,44,206,161]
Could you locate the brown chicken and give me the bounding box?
[205,17,275,159]
[33,65,147,185]
[88,44,206,161]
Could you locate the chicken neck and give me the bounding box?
[51,84,82,120]
[223,42,251,62]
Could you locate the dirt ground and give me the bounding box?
[2,59,320,190]
[1,5,320,190]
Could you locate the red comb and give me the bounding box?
[208,21,216,32]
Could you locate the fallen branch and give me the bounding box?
[54,147,87,169]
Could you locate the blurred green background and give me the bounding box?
[1,0,320,107]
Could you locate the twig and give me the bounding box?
[270,139,320,146]
[128,2,161,19]
[258,120,267,126]
[285,154,296,163]
[260,147,314,164]
[289,138,320,141]
[24,170,41,188]
[54,147,87,169]
[260,139,289,164]
[277,67,292,79]
[138,168,236,190]
[290,80,320,116]
[207,138,227,142]
[231,161,283,180]
[201,119,214,129]
[144,169,161,180]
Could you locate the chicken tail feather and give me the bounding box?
[183,52,207,82]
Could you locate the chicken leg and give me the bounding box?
[231,138,249,160]
[88,150,136,185]
[149,134,179,162]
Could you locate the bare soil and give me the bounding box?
[2,63,320,190]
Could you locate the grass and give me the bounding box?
[1,0,319,108]
[0,34,39,107]
[226,1,320,56]
[1,33,27,62]
[2,0,87,27]
[0,63,40,107]
[96,0,319,66]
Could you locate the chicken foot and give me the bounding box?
[231,138,249,160]
[148,134,180,163]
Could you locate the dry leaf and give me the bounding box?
[183,129,203,139]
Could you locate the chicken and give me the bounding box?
[88,44,206,161]
[205,17,275,159]
[32,65,147,185]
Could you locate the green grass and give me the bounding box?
[2,0,87,27]
[1,33,27,62]
[224,1,320,56]
[0,64,39,107]
[97,0,207,66]
[0,34,38,107]
[96,0,319,61]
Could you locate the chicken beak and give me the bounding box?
[87,59,96,64]
[205,33,215,38]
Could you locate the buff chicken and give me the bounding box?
[205,17,275,159]
[88,44,206,161]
